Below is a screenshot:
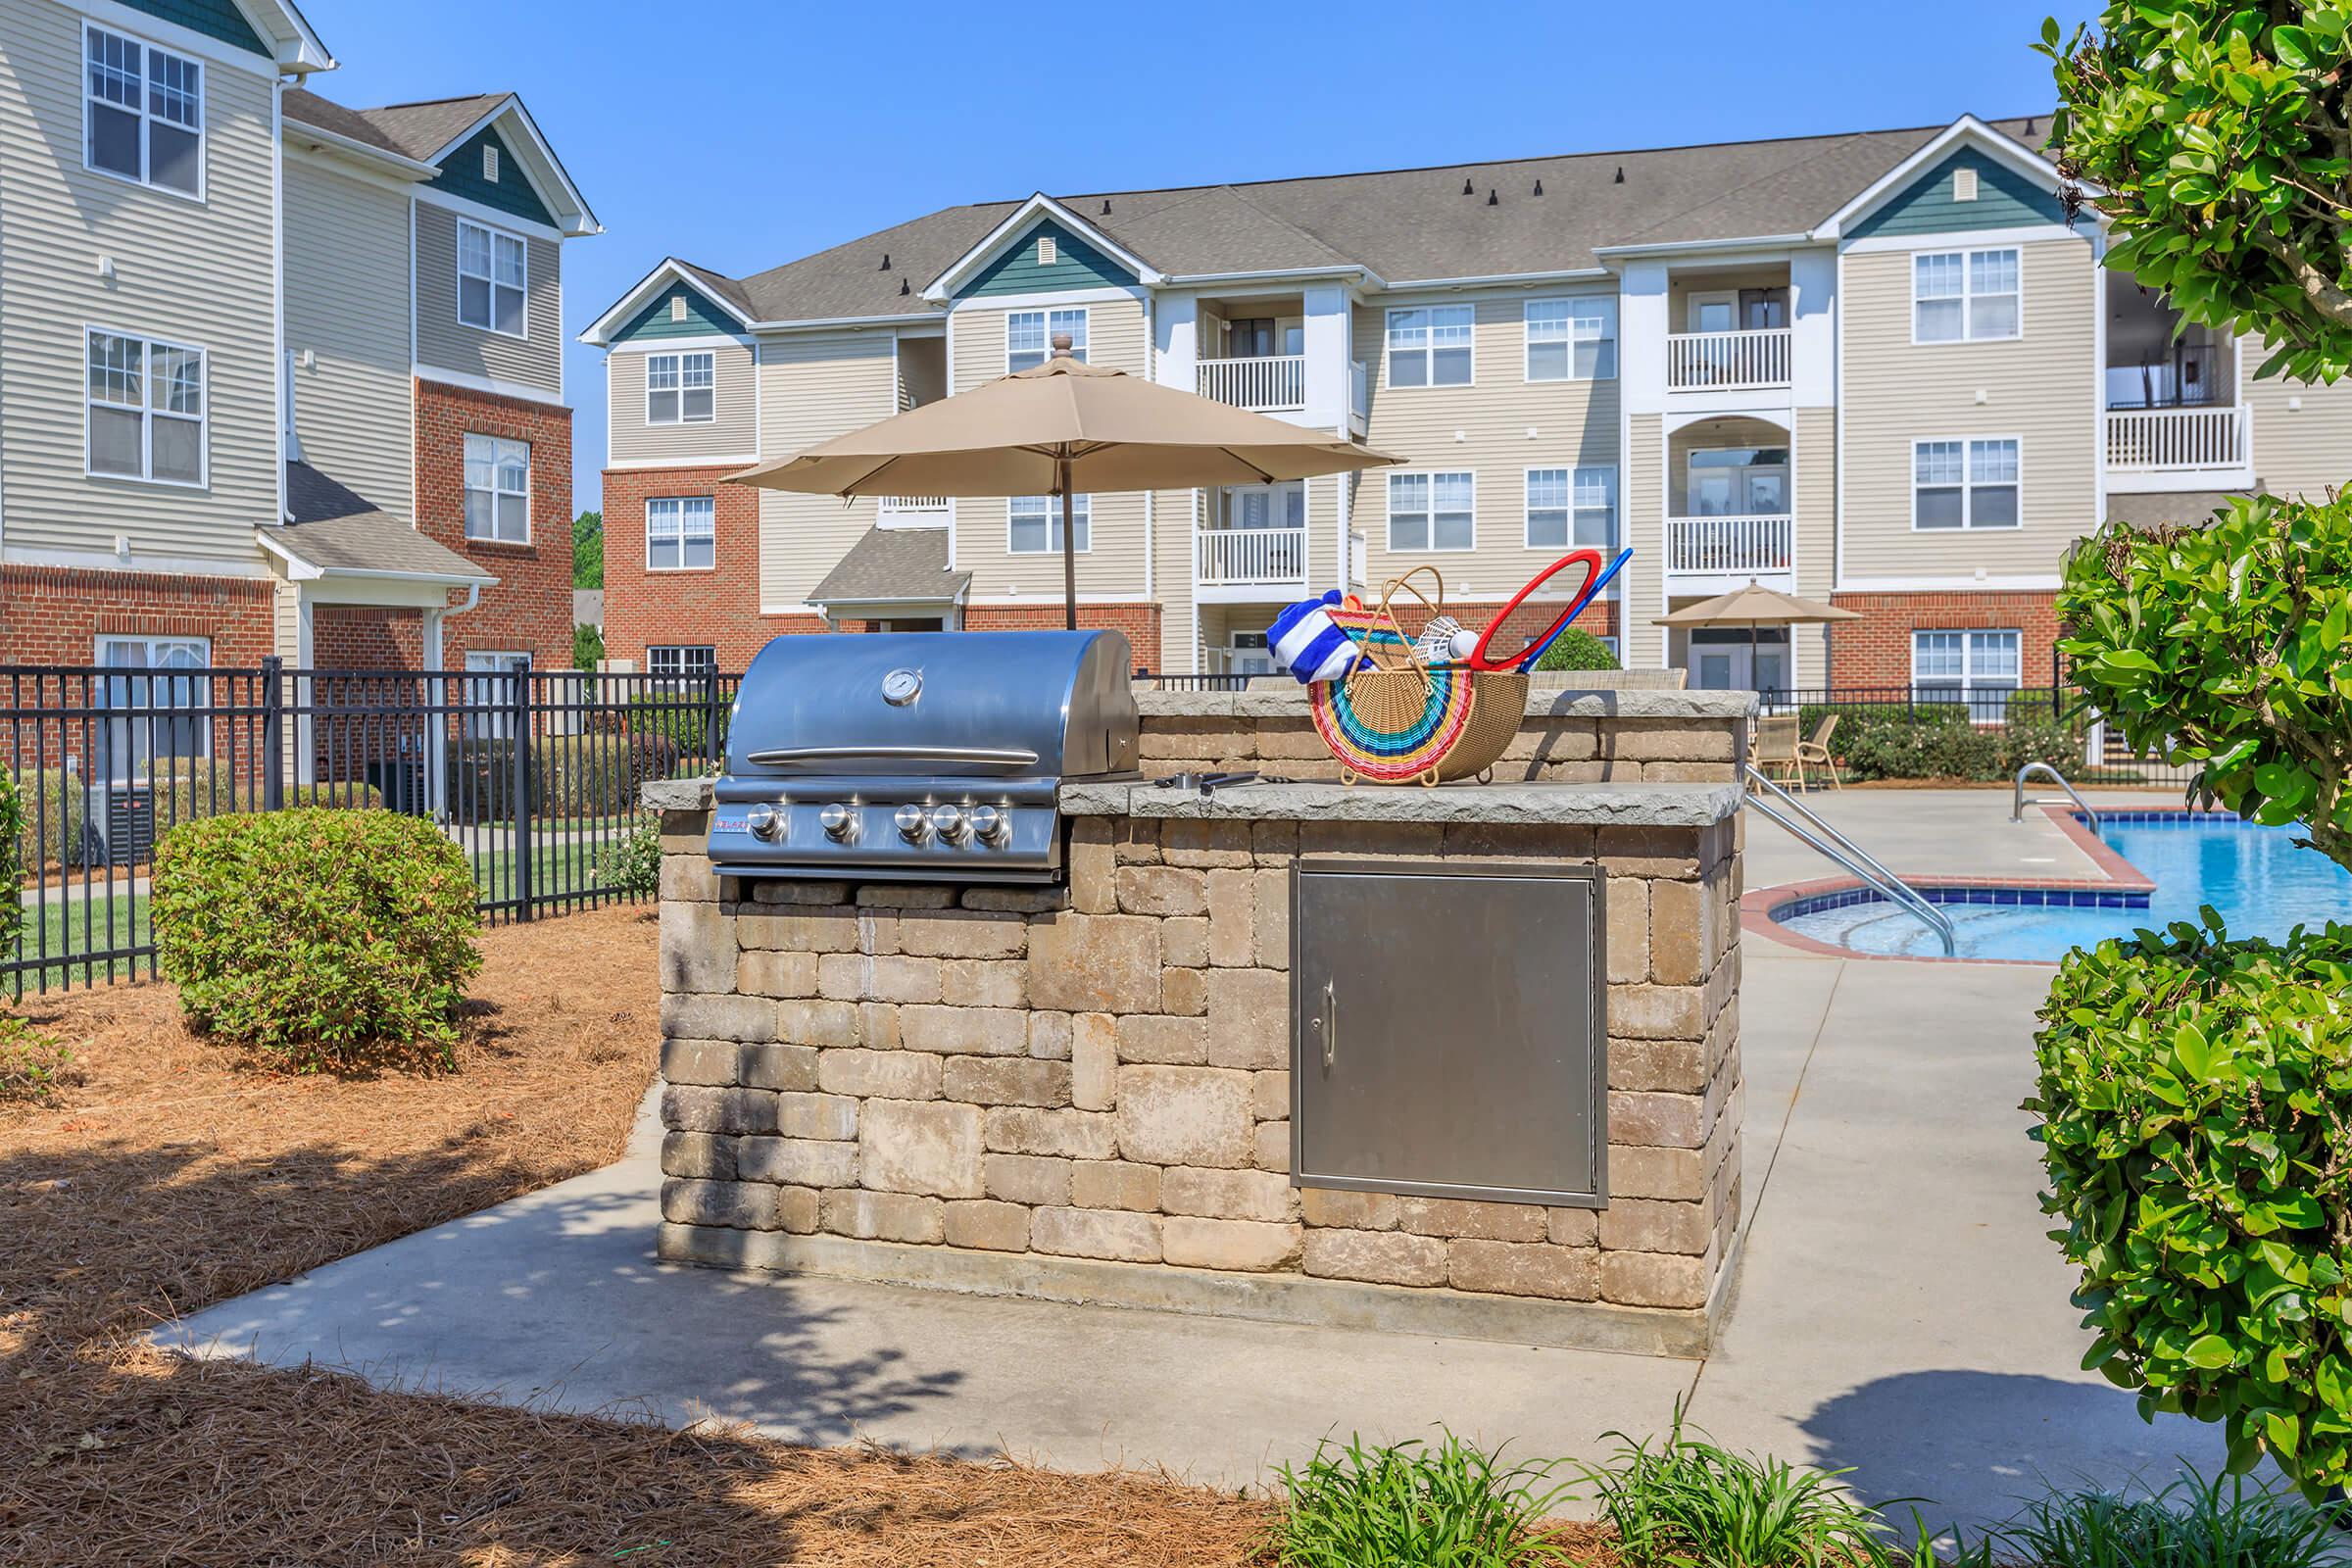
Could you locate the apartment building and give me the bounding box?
[0,0,599,691]
[585,114,2351,696]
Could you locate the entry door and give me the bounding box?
[1691,641,1788,694]
[1687,291,1738,332]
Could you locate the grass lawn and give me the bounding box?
[0,906,1268,1566]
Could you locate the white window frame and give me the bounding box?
[1524,466,1617,551]
[645,351,715,425]
[1911,246,2022,344]
[1386,470,1477,554]
[1910,436,2022,531]
[82,24,204,201]
[648,645,717,677]
[462,650,531,740]
[464,433,532,544]
[85,326,208,488]
[1007,493,1090,554]
[1524,297,1617,382]
[458,219,529,338]
[1005,308,1089,372]
[1910,629,2023,697]
[645,495,716,571]
[95,633,211,784]
[1385,305,1475,389]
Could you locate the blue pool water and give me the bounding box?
[1775,811,2352,961]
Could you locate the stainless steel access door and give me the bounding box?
[1291,858,1606,1208]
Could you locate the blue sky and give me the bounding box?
[302,0,2074,516]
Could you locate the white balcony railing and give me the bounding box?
[876,496,951,522]
[2106,405,2246,471]
[1666,514,1794,576]
[1198,526,1308,586]
[1197,354,1306,413]
[1666,327,1792,392]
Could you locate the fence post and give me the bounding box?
[511,670,533,920]
[704,665,724,769]
[261,655,285,812]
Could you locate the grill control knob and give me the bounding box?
[931,804,970,845]
[968,805,1007,846]
[746,804,782,842]
[818,803,857,843]
[894,804,930,843]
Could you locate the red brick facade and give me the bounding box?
[415,378,575,669]
[0,563,275,666]
[962,602,1164,668]
[312,605,424,668]
[600,464,799,669]
[1827,590,2061,689]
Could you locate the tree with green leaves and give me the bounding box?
[573,510,604,589]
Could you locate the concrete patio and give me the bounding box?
[159,788,2230,1536]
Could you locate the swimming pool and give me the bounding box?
[1772,810,2352,962]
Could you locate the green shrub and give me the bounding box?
[0,771,23,959]
[628,690,727,765]
[2001,1467,2341,1568]
[1531,628,1620,673]
[2030,914,2352,1493]
[446,734,677,823]
[595,819,662,898]
[1794,701,2082,783]
[144,760,382,825]
[1579,1410,1899,1568]
[11,768,86,869]
[1264,1432,1575,1567]
[150,808,482,1071]
[0,1013,73,1104]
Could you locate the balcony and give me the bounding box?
[1665,514,1794,591]
[2105,405,2252,490]
[1197,526,1308,597]
[1666,328,1791,393]
[1197,355,1305,413]
[876,496,952,525]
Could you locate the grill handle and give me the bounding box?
[744,745,1043,769]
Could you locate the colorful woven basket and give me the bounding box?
[1307,571,1527,786]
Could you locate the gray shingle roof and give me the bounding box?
[680,116,2053,327]
[268,464,494,582]
[283,90,506,162]
[807,528,969,607]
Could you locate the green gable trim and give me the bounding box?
[1848,148,2066,240]
[957,219,1137,299]
[119,0,270,56]
[612,280,745,344]
[431,122,556,229]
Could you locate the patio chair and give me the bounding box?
[1794,713,1843,790]
[1748,713,1805,792]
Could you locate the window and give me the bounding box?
[1008,493,1088,553]
[1913,438,2020,529]
[1914,247,2020,342]
[646,352,714,424]
[649,645,717,677]
[1912,629,2021,711]
[1006,308,1088,371]
[1525,298,1616,381]
[464,434,530,542]
[1526,466,1616,550]
[646,496,715,570]
[463,651,530,740]
[1388,471,1474,552]
[87,329,205,485]
[96,634,208,783]
[85,25,201,196]
[458,220,527,336]
[1387,306,1473,387]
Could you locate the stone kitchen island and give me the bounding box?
[645,771,1745,1356]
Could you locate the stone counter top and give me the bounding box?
[1060,778,1743,828]
[1135,686,1757,721]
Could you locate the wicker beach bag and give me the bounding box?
[1307,569,1528,786]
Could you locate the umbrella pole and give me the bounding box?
[1057,454,1077,632]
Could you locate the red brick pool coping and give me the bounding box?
[1740,803,2167,964]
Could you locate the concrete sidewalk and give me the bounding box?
[159,815,2230,1537]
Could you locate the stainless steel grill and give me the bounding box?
[708,630,1140,883]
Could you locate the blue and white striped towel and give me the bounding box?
[1266,592,1365,685]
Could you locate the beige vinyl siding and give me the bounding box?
[1791,407,1837,685]
[413,199,562,396]
[2244,364,2352,502]
[1351,292,1622,601]
[1622,414,1664,668]
[609,342,757,465]
[0,0,280,566]
[950,297,1150,600]
[283,152,412,519]
[755,328,898,610]
[1839,238,2097,580]
[1151,485,1195,671]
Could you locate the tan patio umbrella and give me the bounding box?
[731,337,1402,630]
[1653,580,1861,692]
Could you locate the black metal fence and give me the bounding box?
[1138,672,1257,692]
[1753,684,2198,787]
[3,660,739,995]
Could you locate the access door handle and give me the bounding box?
[1321,978,1337,1070]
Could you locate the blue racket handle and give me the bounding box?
[1517,547,1632,671]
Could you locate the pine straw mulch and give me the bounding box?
[0,905,1271,1566]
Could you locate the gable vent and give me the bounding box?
[483,144,500,182]
[1954,166,1980,202]
[1038,234,1057,266]
[669,295,688,323]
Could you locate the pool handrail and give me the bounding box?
[2013,762,2100,835]
[1743,763,1958,956]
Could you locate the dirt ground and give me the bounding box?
[0,905,1268,1566]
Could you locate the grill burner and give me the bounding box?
[708,630,1140,883]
